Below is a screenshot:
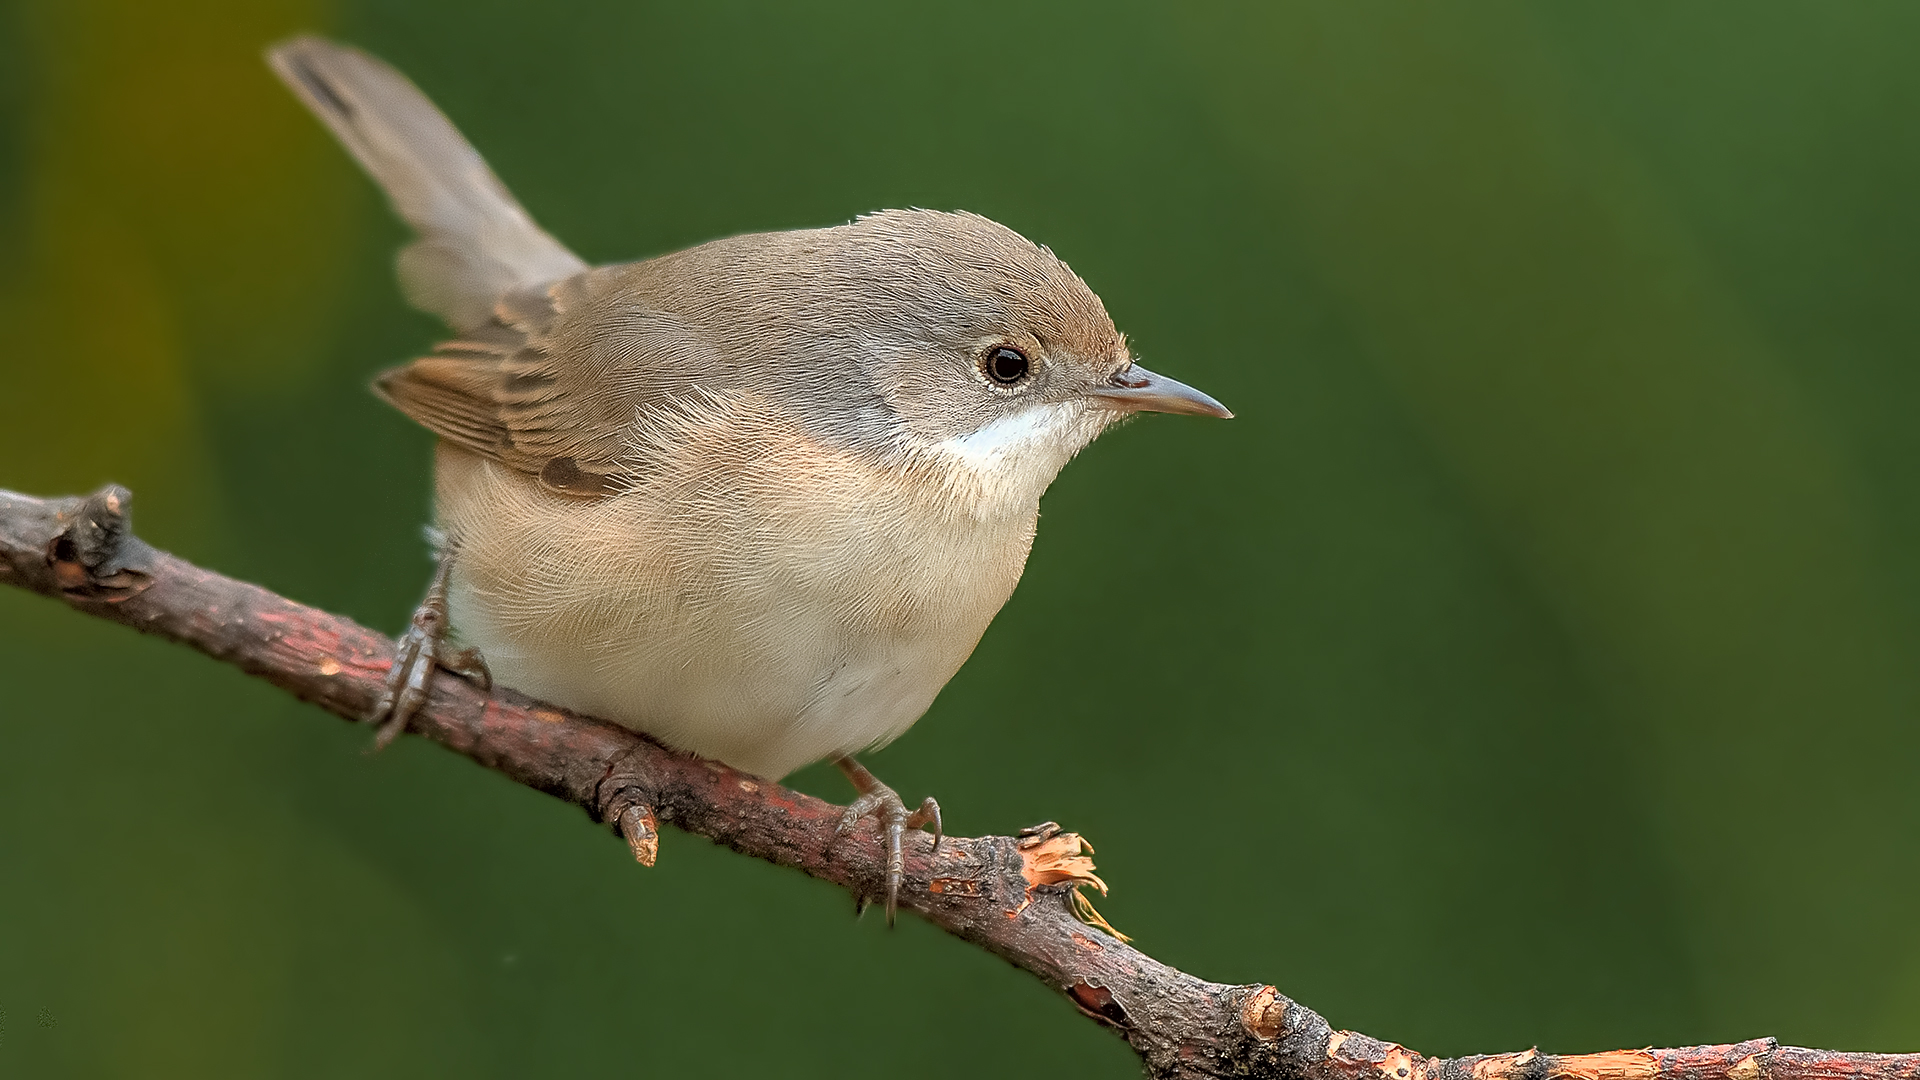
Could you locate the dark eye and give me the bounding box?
[984,345,1031,386]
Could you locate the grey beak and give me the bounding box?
[1089,364,1233,419]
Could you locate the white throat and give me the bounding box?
[926,401,1107,516]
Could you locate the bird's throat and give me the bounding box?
[924,401,1109,518]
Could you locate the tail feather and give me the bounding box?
[267,36,586,330]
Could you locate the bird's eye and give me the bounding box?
[983,345,1031,386]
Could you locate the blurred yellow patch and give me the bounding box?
[3,0,349,539]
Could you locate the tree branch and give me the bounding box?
[2,483,1914,1080]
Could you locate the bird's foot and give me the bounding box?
[367,541,490,749]
[833,756,941,924]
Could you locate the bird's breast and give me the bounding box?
[431,398,1040,779]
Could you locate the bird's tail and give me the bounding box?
[267,36,586,330]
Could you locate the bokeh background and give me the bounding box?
[4,1,1919,1075]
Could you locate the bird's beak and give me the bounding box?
[1088,364,1233,419]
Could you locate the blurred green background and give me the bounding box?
[4,1,1919,1075]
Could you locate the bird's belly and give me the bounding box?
[432,446,1034,780]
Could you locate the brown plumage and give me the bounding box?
[377,210,1133,499]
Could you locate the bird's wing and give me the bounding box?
[269,36,745,497]
[375,264,743,498]
[268,35,587,331]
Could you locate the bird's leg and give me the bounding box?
[833,755,941,923]
[367,534,490,749]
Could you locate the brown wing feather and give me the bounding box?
[373,356,516,463]
[372,264,732,498]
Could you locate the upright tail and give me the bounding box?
[267,36,586,330]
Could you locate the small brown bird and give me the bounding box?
[268,36,1229,915]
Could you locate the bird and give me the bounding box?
[267,36,1230,917]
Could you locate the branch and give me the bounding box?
[2,483,1914,1080]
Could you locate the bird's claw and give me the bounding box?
[440,645,491,689]
[833,757,941,924]
[366,543,488,749]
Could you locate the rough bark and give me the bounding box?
[3,484,1915,1080]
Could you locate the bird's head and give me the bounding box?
[813,209,1230,509]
